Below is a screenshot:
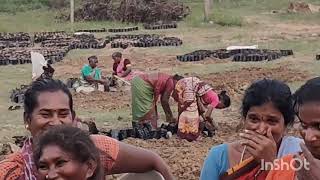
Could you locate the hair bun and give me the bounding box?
[221,90,227,95]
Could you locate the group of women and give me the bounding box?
[112,52,231,141]
[0,52,319,179]
[130,72,231,141]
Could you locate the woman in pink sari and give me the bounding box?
[112,52,144,81]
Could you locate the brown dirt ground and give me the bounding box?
[70,65,310,111]
[201,66,310,101]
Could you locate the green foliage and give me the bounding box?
[0,0,46,13]
[0,0,69,13]
[209,10,243,27]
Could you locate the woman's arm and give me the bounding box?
[111,142,174,180]
[204,105,214,121]
[120,66,132,77]
[120,59,132,77]
[161,90,175,123]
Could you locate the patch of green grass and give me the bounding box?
[0,0,47,13]
[0,9,140,32]
[181,0,320,27]
[209,10,243,27]
[275,12,320,23]
[0,0,73,13]
[260,39,320,55]
[1,0,319,32]
[0,64,32,142]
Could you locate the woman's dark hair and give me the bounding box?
[43,64,55,74]
[218,90,231,108]
[172,74,184,81]
[24,79,74,120]
[33,125,103,180]
[88,55,98,62]
[293,77,320,115]
[241,79,294,126]
[112,52,122,59]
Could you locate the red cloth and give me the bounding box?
[201,90,220,108]
[140,72,174,101]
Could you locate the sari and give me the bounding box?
[201,137,302,180]
[220,138,303,180]
[265,155,296,180]
[219,157,268,180]
[175,77,212,141]
[131,73,174,128]
[116,58,144,81]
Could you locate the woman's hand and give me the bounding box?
[295,142,320,180]
[111,142,175,180]
[240,128,277,163]
[165,115,177,123]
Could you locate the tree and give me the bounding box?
[70,0,74,24]
[204,0,213,22]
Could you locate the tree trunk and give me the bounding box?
[204,0,213,22]
[70,0,75,24]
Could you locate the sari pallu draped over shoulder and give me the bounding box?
[219,157,269,180]
[265,154,296,180]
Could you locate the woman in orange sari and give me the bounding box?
[200,79,302,180]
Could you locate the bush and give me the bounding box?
[47,0,68,9]
[209,10,243,26]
